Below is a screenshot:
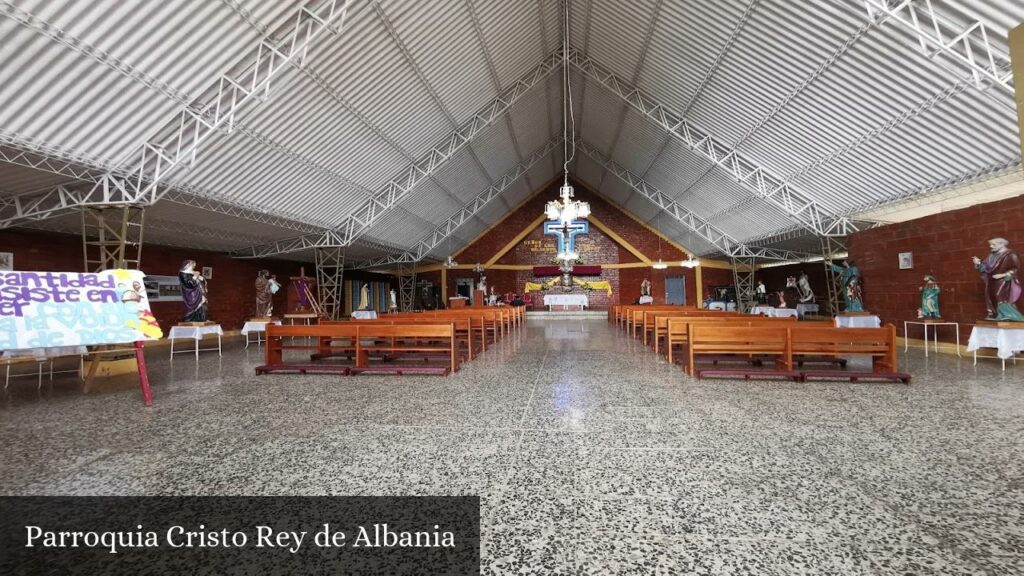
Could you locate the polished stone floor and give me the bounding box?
[2,318,1022,574]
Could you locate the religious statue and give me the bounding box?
[477,274,487,293]
[358,282,370,310]
[178,260,208,322]
[389,289,398,311]
[640,279,651,297]
[917,275,941,319]
[755,281,766,304]
[780,277,799,309]
[829,260,864,312]
[255,270,274,317]
[797,272,815,303]
[972,237,1023,321]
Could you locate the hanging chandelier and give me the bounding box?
[680,256,700,268]
[545,0,589,230]
[444,255,458,269]
[652,259,668,270]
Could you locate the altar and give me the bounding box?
[543,293,589,310]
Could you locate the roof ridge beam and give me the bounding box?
[568,49,856,237]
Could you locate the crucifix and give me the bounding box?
[544,220,589,288]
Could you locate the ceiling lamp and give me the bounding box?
[544,0,589,226]
[680,256,700,268]
[652,259,668,270]
[444,256,458,269]
[472,263,486,274]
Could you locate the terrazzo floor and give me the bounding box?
[2,318,1022,574]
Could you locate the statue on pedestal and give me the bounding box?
[640,279,651,297]
[797,272,815,303]
[829,260,864,312]
[389,289,398,311]
[358,283,370,310]
[917,275,941,319]
[178,260,208,322]
[255,270,275,318]
[972,238,1023,321]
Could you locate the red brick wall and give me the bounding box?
[0,228,311,333]
[847,193,1024,343]
[449,180,700,308]
[701,267,734,302]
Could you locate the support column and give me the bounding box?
[81,206,145,272]
[731,256,756,312]
[315,247,345,320]
[820,236,846,316]
[398,261,417,312]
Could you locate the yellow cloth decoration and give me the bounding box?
[572,277,613,296]
[524,278,561,292]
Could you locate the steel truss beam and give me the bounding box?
[820,236,847,316]
[232,50,564,259]
[315,247,345,320]
[0,0,353,226]
[397,262,416,312]
[81,207,145,272]
[578,142,815,262]
[864,0,1014,94]
[568,50,856,237]
[354,137,562,269]
[731,256,757,313]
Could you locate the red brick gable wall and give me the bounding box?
[448,180,702,307]
[847,193,1024,343]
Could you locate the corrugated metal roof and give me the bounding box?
[1,0,1021,265]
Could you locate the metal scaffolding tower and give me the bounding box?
[315,247,345,320]
[397,262,417,312]
[820,237,847,316]
[731,256,757,312]
[81,207,145,272]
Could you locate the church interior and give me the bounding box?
[2,1,1024,573]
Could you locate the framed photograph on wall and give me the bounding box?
[898,252,913,270]
[0,252,12,271]
[202,266,213,279]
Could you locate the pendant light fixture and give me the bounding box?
[545,0,590,229]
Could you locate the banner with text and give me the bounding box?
[0,269,163,350]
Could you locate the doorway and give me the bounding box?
[456,278,473,299]
[665,276,686,305]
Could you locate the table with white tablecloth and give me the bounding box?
[750,307,799,319]
[543,294,588,310]
[2,346,88,390]
[351,310,378,320]
[168,325,223,361]
[835,314,881,328]
[796,303,819,319]
[967,325,1024,370]
[241,320,281,347]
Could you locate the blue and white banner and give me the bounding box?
[0,269,163,350]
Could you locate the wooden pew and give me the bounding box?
[688,323,910,384]
[665,316,796,365]
[257,323,457,376]
[790,324,909,384]
[643,309,737,349]
[322,317,477,361]
[688,324,798,379]
[626,306,686,338]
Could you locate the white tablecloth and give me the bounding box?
[750,307,799,319]
[241,321,280,335]
[638,296,654,305]
[352,310,378,319]
[2,346,88,359]
[835,315,881,328]
[707,301,726,311]
[168,325,224,340]
[544,294,589,308]
[796,303,819,318]
[968,326,1024,359]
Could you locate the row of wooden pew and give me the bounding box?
[256,306,524,377]
[609,305,910,384]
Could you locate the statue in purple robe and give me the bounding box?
[178,260,208,322]
[972,238,1023,321]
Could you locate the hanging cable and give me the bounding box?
[562,0,575,180]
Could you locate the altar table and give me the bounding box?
[543,294,588,310]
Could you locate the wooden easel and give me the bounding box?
[82,341,153,406]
